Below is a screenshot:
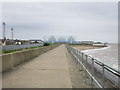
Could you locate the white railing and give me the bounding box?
[1,43,43,51]
[66,45,120,88]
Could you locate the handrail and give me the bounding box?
[66,44,120,88]
[81,51,120,78]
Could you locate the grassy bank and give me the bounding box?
[2,43,60,54]
[2,45,43,54]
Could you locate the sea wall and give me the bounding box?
[1,45,59,72]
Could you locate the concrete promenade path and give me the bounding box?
[3,45,72,88]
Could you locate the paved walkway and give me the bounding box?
[2,45,72,88]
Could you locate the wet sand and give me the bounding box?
[72,45,103,51]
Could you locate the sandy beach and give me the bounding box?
[71,45,104,51]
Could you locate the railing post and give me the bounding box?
[78,52,83,71]
[82,53,83,59]
[86,55,87,60]
[67,45,120,88]
[102,64,105,88]
[92,58,94,76]
[91,58,94,88]
[85,55,88,68]
[81,52,83,62]
[82,53,84,63]
[118,77,120,89]
[118,77,120,88]
[77,51,79,68]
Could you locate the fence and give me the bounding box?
[66,45,120,88]
[1,43,44,51]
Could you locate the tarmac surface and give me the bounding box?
[2,44,93,88]
[2,45,72,88]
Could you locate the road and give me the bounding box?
[2,45,72,88]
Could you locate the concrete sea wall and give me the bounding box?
[1,45,59,72]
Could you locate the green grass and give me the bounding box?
[3,49,22,54]
[2,43,59,54]
[2,46,44,54]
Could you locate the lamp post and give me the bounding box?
[11,28,13,40]
[3,22,6,38]
[2,22,6,43]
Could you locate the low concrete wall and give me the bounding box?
[2,54,12,72]
[1,45,59,72]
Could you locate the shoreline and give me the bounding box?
[67,45,119,88]
[82,45,111,53]
[71,45,106,51]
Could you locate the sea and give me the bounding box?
[81,44,119,86]
[81,44,119,71]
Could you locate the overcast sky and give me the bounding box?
[1,2,118,43]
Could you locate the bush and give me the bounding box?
[44,43,50,46]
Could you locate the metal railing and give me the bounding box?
[1,43,43,51]
[66,45,120,88]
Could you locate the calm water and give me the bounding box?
[82,44,118,70]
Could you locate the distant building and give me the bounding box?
[93,42,107,46]
[0,38,44,45]
[67,36,75,44]
[80,41,94,44]
[58,37,66,42]
[94,42,102,44]
[93,43,107,47]
[29,39,44,44]
[48,36,56,43]
[5,39,15,45]
[0,39,15,45]
[13,39,29,45]
[46,36,77,43]
[0,39,3,45]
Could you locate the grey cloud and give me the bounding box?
[1,2,118,43]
